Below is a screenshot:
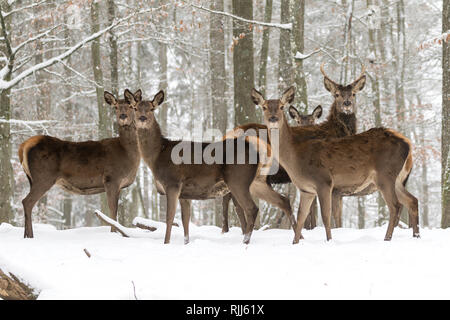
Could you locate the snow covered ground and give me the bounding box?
[1,221,449,300]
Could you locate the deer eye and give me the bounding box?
[262,106,267,110]
[280,105,284,110]
[335,94,339,98]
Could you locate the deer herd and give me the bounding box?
[18,63,420,245]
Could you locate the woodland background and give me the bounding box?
[0,0,448,231]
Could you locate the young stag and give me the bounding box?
[251,87,419,242]
[128,90,264,244]
[18,90,140,238]
[220,105,323,234]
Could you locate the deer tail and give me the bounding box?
[18,136,45,184]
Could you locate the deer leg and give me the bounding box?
[232,191,258,244]
[164,185,181,244]
[331,191,343,228]
[250,179,295,231]
[221,193,231,233]
[22,179,55,238]
[179,199,191,244]
[231,195,247,235]
[317,185,333,241]
[378,184,401,241]
[293,192,316,244]
[304,198,318,230]
[103,178,121,233]
[395,183,420,238]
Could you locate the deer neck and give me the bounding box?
[267,115,294,168]
[325,101,357,136]
[136,120,163,172]
[118,123,140,163]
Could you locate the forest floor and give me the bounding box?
[0,221,449,299]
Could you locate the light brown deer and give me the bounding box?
[18,90,140,238]
[220,105,323,234]
[128,89,268,244]
[251,86,419,242]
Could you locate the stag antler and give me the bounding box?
[320,62,337,85]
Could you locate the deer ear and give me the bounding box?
[281,86,295,106]
[323,77,337,93]
[124,89,136,105]
[351,75,366,92]
[134,89,142,102]
[251,88,265,106]
[288,106,301,122]
[152,90,165,109]
[104,91,117,106]
[312,105,323,119]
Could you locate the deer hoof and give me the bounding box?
[413,233,421,238]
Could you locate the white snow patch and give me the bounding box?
[1,223,449,299]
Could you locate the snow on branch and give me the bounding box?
[418,31,450,50]
[294,49,321,60]
[190,3,292,31]
[0,10,139,92]
[1,1,47,19]
[94,210,131,238]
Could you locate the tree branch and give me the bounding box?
[190,3,292,31]
[0,10,138,92]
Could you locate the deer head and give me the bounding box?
[104,90,137,126]
[251,86,295,129]
[320,63,366,115]
[127,89,164,129]
[288,105,322,126]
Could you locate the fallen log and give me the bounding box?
[0,269,37,300]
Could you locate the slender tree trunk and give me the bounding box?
[358,197,365,229]
[0,2,14,224]
[62,15,73,229]
[232,0,257,125]
[258,0,272,96]
[210,0,228,227]
[90,1,110,219]
[278,0,292,93]
[442,0,450,228]
[291,0,308,111]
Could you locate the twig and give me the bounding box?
[131,281,138,300]
[83,248,91,258]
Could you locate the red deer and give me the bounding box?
[18,90,140,238]
[128,89,270,244]
[251,86,419,242]
[221,63,367,232]
[220,105,323,234]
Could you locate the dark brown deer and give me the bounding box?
[128,89,269,244]
[18,90,140,238]
[251,86,419,242]
[220,105,322,234]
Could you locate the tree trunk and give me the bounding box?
[0,1,14,225]
[357,197,365,229]
[278,0,293,93]
[258,0,273,96]
[442,0,450,228]
[90,0,110,219]
[291,0,308,111]
[232,0,257,125]
[210,0,228,227]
